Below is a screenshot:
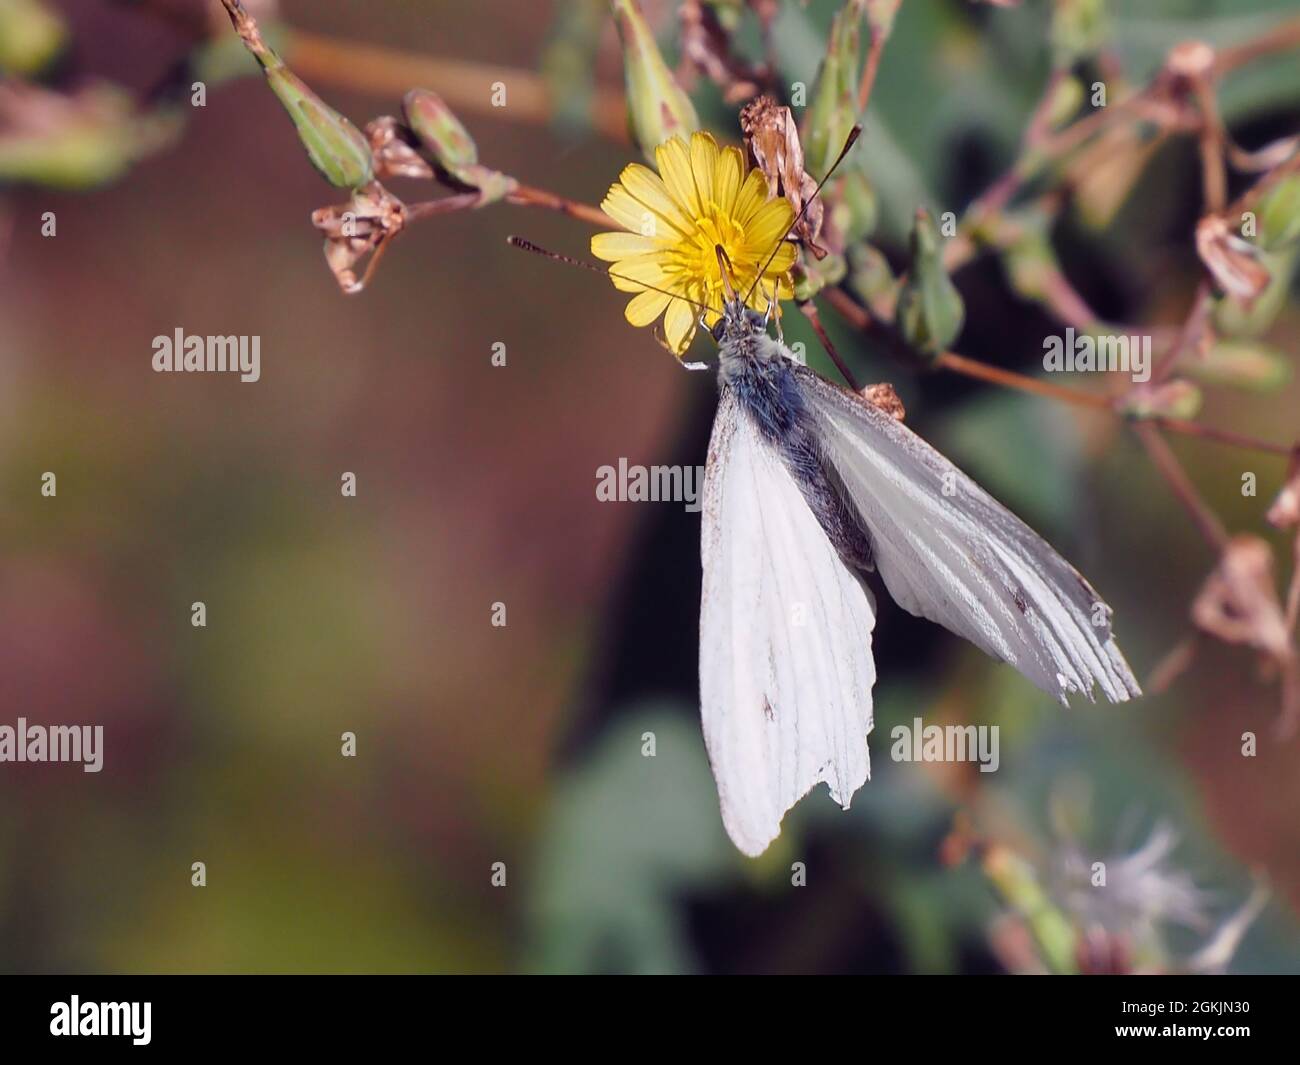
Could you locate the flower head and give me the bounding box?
[592,131,797,356]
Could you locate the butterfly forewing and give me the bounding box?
[794,367,1140,705]
[700,389,878,857]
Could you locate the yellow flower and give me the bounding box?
[591,131,797,355]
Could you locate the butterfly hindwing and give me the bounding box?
[699,388,878,857]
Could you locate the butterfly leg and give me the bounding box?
[764,286,784,343]
[759,276,783,342]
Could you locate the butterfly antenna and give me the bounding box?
[508,236,716,315]
[742,125,863,306]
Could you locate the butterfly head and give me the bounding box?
[709,300,767,346]
[707,243,771,347]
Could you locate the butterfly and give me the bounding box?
[510,128,1140,858]
[697,290,1139,856]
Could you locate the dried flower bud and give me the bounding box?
[402,89,518,205]
[1213,246,1296,338]
[312,182,407,294]
[740,95,825,257]
[1117,379,1203,421]
[366,116,434,181]
[1191,535,1290,662]
[679,0,764,104]
[791,252,845,302]
[1255,173,1300,252]
[1050,0,1109,68]
[864,0,903,39]
[1165,40,1215,83]
[1266,456,1300,530]
[611,0,699,162]
[897,208,965,358]
[220,0,373,189]
[1185,339,1291,393]
[403,88,476,170]
[1196,214,1270,305]
[0,0,66,76]
[860,382,905,421]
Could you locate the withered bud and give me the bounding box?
[1165,40,1216,83]
[1196,214,1271,306]
[678,0,764,104]
[860,382,906,421]
[1117,379,1203,421]
[1266,454,1300,529]
[402,89,517,205]
[740,95,826,258]
[366,117,434,181]
[1190,535,1291,662]
[312,182,407,294]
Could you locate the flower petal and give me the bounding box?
[606,252,676,293]
[623,288,672,327]
[733,169,769,224]
[603,166,691,239]
[765,241,797,275]
[746,198,796,252]
[689,131,719,208]
[663,296,696,354]
[714,146,744,216]
[591,231,666,261]
[654,135,700,218]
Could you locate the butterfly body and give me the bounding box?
[716,303,875,573]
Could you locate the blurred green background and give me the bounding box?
[1,0,1299,973]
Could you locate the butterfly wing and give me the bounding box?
[797,367,1140,705]
[700,388,878,857]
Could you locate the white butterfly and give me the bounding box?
[699,301,1140,857]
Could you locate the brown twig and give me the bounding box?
[507,183,612,227]
[1133,422,1230,551]
[800,300,860,390]
[405,191,487,221]
[1226,150,1300,219]
[1191,76,1228,213]
[1214,15,1300,74]
[856,26,887,114]
[1149,281,1212,385]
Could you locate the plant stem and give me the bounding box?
[1133,422,1230,551]
[507,183,612,227]
[800,300,860,390]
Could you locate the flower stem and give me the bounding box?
[507,184,612,227]
[1133,422,1230,551]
